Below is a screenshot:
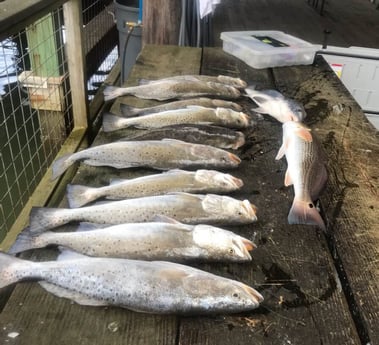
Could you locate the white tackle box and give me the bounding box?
[220,30,319,69]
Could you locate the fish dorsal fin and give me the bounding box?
[57,248,89,261]
[152,215,182,224]
[39,282,108,306]
[109,178,128,185]
[284,169,293,186]
[295,126,313,142]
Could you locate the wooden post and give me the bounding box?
[142,0,181,45]
[63,0,88,129]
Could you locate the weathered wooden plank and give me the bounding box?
[272,55,379,344]
[177,47,361,344]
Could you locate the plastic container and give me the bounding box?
[114,0,142,82]
[220,31,318,69]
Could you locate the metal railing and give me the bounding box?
[0,0,118,245]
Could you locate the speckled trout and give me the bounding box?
[10,218,255,262]
[119,97,243,117]
[51,139,241,180]
[119,124,246,150]
[276,121,327,230]
[0,250,263,314]
[103,80,241,101]
[138,75,247,89]
[66,169,244,208]
[245,87,306,123]
[102,106,250,132]
[29,193,258,232]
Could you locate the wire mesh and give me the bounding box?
[0,7,73,242]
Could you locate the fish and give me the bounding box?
[103,80,241,101]
[66,169,244,208]
[137,75,247,89]
[275,121,327,230]
[245,86,306,123]
[9,218,255,262]
[102,106,251,132]
[51,139,241,180]
[117,124,246,150]
[119,97,243,117]
[0,250,263,314]
[29,193,258,232]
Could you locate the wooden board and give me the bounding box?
[1,45,377,345]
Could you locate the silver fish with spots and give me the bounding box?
[9,218,255,262]
[51,139,241,180]
[245,87,306,123]
[66,169,244,208]
[103,80,241,101]
[102,106,250,132]
[118,124,246,150]
[29,193,258,232]
[0,250,263,314]
[137,75,247,89]
[119,97,243,117]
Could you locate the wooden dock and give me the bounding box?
[0,44,378,345]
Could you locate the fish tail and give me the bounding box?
[102,113,128,132]
[67,184,101,208]
[52,153,75,180]
[120,103,143,117]
[29,207,71,233]
[288,198,326,231]
[103,86,128,101]
[8,227,44,254]
[0,252,32,288]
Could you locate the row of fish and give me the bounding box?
[1,74,265,315]
[245,85,328,230]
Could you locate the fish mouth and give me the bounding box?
[226,175,244,189]
[228,153,241,165]
[241,238,256,252]
[242,284,264,304]
[232,132,246,149]
[240,112,251,126]
[242,200,258,221]
[233,237,256,261]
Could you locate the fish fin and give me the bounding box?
[288,198,326,231]
[57,248,89,260]
[138,78,154,85]
[52,153,75,180]
[311,165,328,201]
[251,106,268,114]
[109,178,128,185]
[294,126,313,142]
[161,138,186,144]
[76,222,102,232]
[162,169,186,174]
[0,252,31,288]
[29,207,71,233]
[8,227,42,254]
[119,103,142,117]
[39,281,108,306]
[284,169,293,186]
[152,215,183,224]
[67,184,101,208]
[102,113,128,132]
[275,143,286,160]
[103,85,126,101]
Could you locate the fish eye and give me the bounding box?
[232,292,239,298]
[228,248,235,255]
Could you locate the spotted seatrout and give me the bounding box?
[51,139,241,180]
[102,106,251,132]
[9,218,255,262]
[276,121,327,230]
[119,98,243,117]
[29,193,258,232]
[103,80,241,101]
[0,250,263,314]
[66,169,243,208]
